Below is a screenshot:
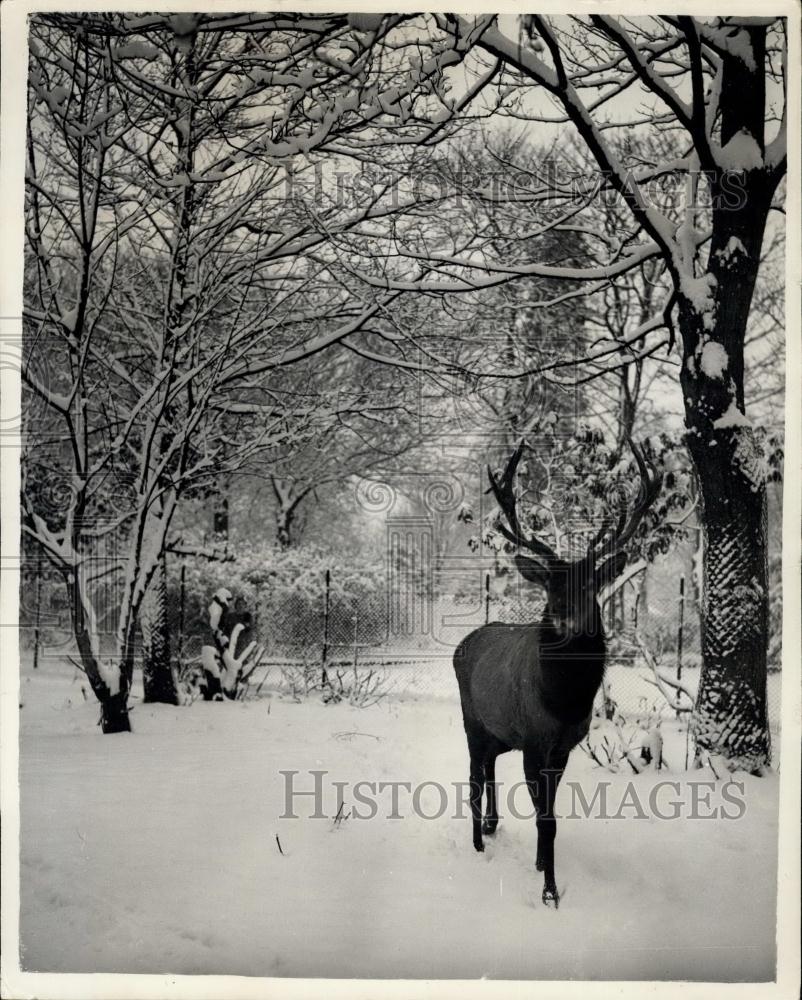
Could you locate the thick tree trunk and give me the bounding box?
[141,554,179,705]
[678,174,774,771]
[682,514,704,660]
[685,427,770,771]
[271,476,304,548]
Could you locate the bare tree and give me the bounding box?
[258,348,443,548]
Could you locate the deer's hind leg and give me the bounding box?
[466,728,509,849]
[465,726,495,852]
[482,737,510,835]
[468,759,485,852]
[482,755,498,836]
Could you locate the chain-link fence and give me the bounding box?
[19,553,781,748]
[200,561,778,740]
[252,561,779,745]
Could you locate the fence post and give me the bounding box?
[177,563,186,668]
[485,571,490,624]
[676,575,685,718]
[321,568,331,687]
[32,569,42,670]
[352,608,359,671]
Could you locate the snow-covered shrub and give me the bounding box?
[582,716,664,773]
[584,631,697,771]
[169,543,389,656]
[176,587,265,702]
[279,658,321,702]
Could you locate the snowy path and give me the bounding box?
[19,664,778,980]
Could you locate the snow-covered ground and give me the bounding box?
[18,657,778,980]
[295,656,783,762]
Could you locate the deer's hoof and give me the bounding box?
[542,887,560,909]
[482,819,498,835]
[473,841,485,853]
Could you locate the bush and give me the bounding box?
[168,543,389,657]
[278,659,389,707]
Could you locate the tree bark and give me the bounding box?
[276,515,293,549]
[271,476,298,549]
[141,553,179,705]
[682,512,703,660]
[685,426,770,771]
[67,570,133,732]
[678,170,774,771]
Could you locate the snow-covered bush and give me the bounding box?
[278,658,321,702]
[582,716,665,773]
[170,543,389,656]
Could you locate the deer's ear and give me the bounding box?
[595,550,627,589]
[514,553,550,587]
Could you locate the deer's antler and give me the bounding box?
[487,441,558,565]
[591,437,662,562]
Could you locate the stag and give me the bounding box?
[453,439,661,907]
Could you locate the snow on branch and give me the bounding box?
[635,633,695,714]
